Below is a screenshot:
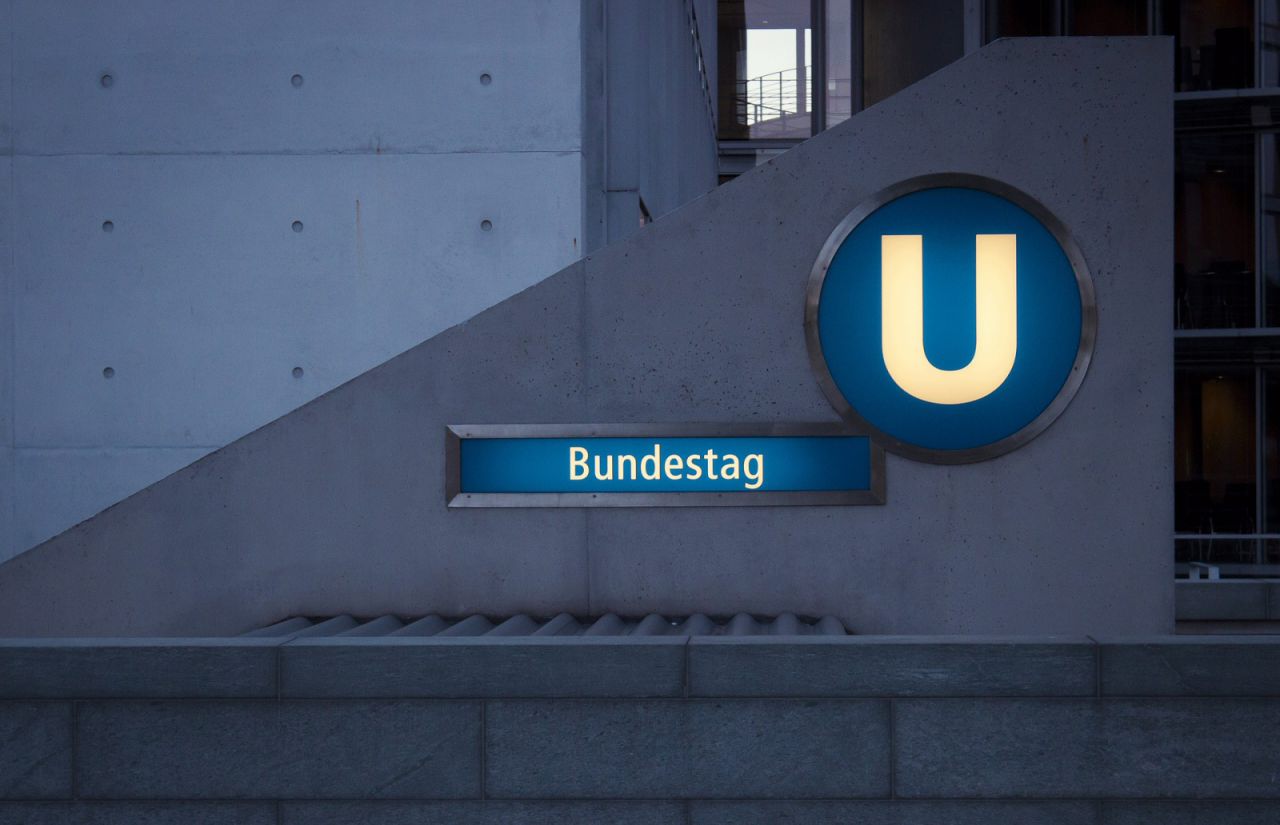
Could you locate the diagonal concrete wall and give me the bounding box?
[0,37,1173,636]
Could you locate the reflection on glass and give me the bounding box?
[1067,0,1147,34]
[717,0,813,140]
[1267,368,1279,532]
[1176,134,1256,329]
[985,0,1056,37]
[1176,368,1257,537]
[862,0,963,108]
[826,0,854,128]
[1163,0,1254,91]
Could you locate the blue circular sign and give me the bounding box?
[806,175,1095,463]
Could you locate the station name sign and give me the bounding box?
[446,425,884,507]
[446,174,1094,507]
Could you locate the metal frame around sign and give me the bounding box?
[804,173,1099,465]
[445,423,886,508]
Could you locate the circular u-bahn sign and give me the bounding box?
[806,174,1096,464]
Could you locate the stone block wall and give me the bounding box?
[0,637,1277,823]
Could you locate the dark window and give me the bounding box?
[1067,0,1148,35]
[862,0,963,108]
[1264,134,1280,326]
[1176,133,1256,330]
[1176,368,1257,555]
[1266,368,1280,534]
[1163,0,1254,91]
[985,0,1057,37]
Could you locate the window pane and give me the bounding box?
[1176,133,1256,329]
[1175,367,1257,535]
[826,0,854,128]
[1163,0,1254,91]
[1267,367,1280,532]
[1264,0,1280,85]
[717,0,813,140]
[1067,0,1147,35]
[863,0,963,108]
[1267,134,1280,325]
[985,0,1056,38]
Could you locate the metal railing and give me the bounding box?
[732,65,811,126]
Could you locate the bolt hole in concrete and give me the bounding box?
[292,367,304,379]
[481,219,493,231]
[480,72,492,86]
[102,367,115,379]
[292,220,304,233]
[291,73,303,88]
[99,73,113,88]
[101,220,113,233]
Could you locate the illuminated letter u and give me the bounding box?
[880,234,1018,405]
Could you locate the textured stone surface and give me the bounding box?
[0,703,70,799]
[0,641,276,698]
[896,698,1280,798]
[486,699,890,798]
[689,637,1096,697]
[281,637,685,698]
[1101,638,1280,696]
[0,803,276,825]
[77,700,481,799]
[691,801,1100,825]
[281,801,685,825]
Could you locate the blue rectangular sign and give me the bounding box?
[446,425,883,507]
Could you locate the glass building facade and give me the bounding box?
[718,0,1280,577]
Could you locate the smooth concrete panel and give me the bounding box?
[1175,580,1268,620]
[13,448,213,555]
[485,699,891,798]
[0,7,10,152]
[0,640,278,699]
[896,698,1280,798]
[689,636,1097,697]
[0,157,10,448]
[280,637,686,698]
[0,450,11,569]
[281,801,686,825]
[0,156,11,564]
[1102,802,1280,824]
[0,702,70,799]
[0,803,277,825]
[1100,637,1280,696]
[11,0,581,154]
[691,801,1100,825]
[14,152,581,448]
[77,700,482,799]
[582,37,1173,634]
[0,267,591,635]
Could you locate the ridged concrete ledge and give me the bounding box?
[0,637,1279,824]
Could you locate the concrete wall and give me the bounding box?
[1,636,1278,822]
[0,37,1172,636]
[582,0,720,249]
[0,1,588,561]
